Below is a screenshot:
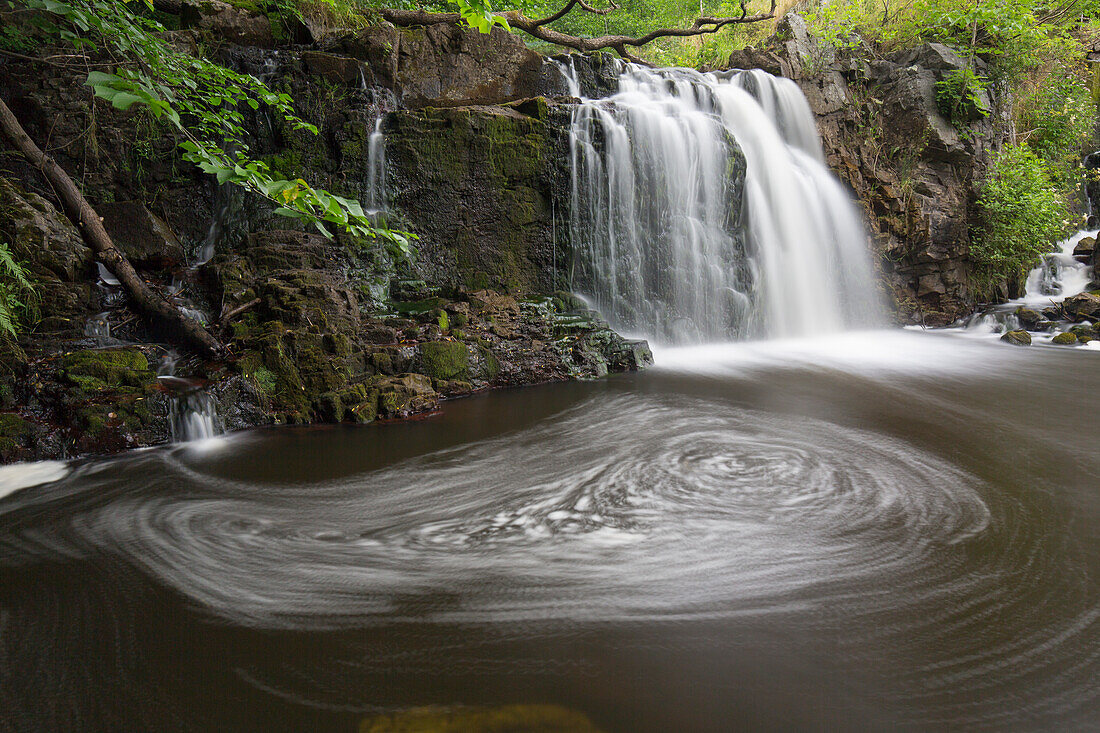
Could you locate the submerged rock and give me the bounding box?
[1000,330,1032,346]
[359,704,603,732]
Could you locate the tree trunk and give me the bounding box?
[0,95,224,357]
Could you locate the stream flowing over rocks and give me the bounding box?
[3,6,1100,732]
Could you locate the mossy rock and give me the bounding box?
[1051,331,1078,345]
[1000,330,1031,346]
[0,412,34,454]
[59,349,154,391]
[359,704,603,733]
[418,341,469,380]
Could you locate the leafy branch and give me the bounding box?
[24,0,413,254]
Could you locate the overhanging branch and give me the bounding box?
[380,0,778,63]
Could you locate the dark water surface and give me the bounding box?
[2,331,1099,732]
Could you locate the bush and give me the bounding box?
[971,144,1072,295]
[1017,65,1093,188]
[935,67,991,126]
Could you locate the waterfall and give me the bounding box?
[567,64,882,343]
[158,354,220,443]
[168,388,220,442]
[367,116,388,214]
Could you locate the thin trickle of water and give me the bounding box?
[567,64,882,343]
[367,116,387,214]
[84,312,111,345]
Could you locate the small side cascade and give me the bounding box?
[158,353,221,443]
[168,387,220,442]
[367,116,388,214]
[84,312,112,346]
[960,230,1097,340]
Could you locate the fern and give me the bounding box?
[0,241,35,339]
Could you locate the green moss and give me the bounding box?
[59,349,153,391]
[419,341,468,380]
[1052,331,1078,345]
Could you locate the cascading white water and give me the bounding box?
[168,389,220,442]
[367,117,387,214]
[159,353,220,443]
[1018,230,1095,306]
[568,64,882,343]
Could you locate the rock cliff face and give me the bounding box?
[0,17,645,462]
[729,16,1002,325]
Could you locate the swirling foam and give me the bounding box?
[2,395,994,630]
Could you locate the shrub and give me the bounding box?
[935,67,991,126]
[971,144,1072,295]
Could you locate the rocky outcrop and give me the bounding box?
[329,22,563,108]
[212,228,649,426]
[0,16,649,462]
[728,16,1001,325]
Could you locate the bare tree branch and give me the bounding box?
[380,0,778,63]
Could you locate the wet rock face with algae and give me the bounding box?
[215,230,651,428]
[0,17,649,462]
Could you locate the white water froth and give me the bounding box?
[0,461,70,500]
[1014,230,1095,309]
[568,64,881,343]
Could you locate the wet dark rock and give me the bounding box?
[1051,331,1078,345]
[1073,236,1096,263]
[1014,307,1042,329]
[1062,292,1100,321]
[386,101,568,294]
[332,22,560,108]
[1069,324,1098,342]
[1000,330,1032,346]
[1042,306,1063,321]
[179,0,274,47]
[0,178,97,338]
[98,201,187,269]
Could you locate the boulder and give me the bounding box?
[1041,306,1063,321]
[1073,236,1096,263]
[373,373,439,419]
[1014,306,1042,329]
[0,178,97,336]
[1062,292,1100,321]
[98,201,187,269]
[1000,329,1032,346]
[335,22,559,107]
[1051,331,1078,345]
[179,0,274,47]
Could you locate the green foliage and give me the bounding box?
[935,67,990,127]
[453,0,510,33]
[0,241,35,339]
[1017,64,1093,187]
[27,0,412,254]
[972,144,1073,294]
